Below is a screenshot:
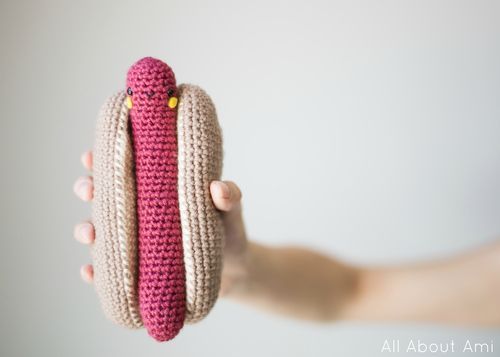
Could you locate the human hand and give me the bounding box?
[74,151,500,325]
[73,150,248,295]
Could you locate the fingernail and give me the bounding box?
[77,181,90,199]
[73,179,85,192]
[80,265,92,283]
[77,223,92,243]
[81,152,88,165]
[217,182,230,199]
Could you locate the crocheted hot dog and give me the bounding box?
[91,57,225,341]
[126,57,186,341]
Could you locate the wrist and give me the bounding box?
[220,241,257,298]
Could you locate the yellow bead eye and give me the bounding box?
[168,97,178,109]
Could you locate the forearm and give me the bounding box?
[222,240,500,326]
[222,241,360,321]
[346,241,500,326]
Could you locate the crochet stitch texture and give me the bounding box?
[177,84,224,323]
[127,57,186,341]
[91,91,142,328]
[91,57,225,341]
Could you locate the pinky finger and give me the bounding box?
[80,264,94,283]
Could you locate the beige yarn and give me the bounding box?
[91,91,142,328]
[177,84,224,323]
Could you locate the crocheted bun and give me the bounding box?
[126,57,186,341]
[177,84,224,323]
[91,91,142,328]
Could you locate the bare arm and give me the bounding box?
[223,240,500,326]
[348,241,500,325]
[74,151,500,326]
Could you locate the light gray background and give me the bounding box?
[0,0,499,356]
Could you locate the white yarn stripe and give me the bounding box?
[177,88,197,318]
[113,93,143,327]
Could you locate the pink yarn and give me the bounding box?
[126,57,186,341]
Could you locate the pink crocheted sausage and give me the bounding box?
[126,57,185,341]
